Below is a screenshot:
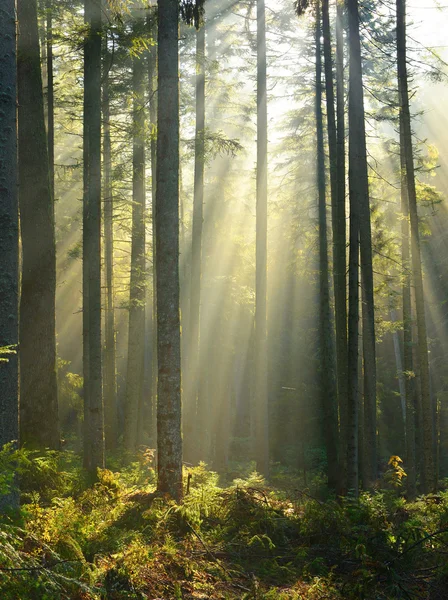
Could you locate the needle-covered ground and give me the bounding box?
[0,449,448,599]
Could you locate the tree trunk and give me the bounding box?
[399,112,416,497]
[46,0,54,198]
[190,23,206,462]
[124,46,147,453]
[396,0,434,493]
[102,40,117,452]
[334,0,348,490]
[0,0,19,508]
[18,0,59,450]
[148,26,158,447]
[156,0,183,502]
[316,0,347,489]
[255,0,269,477]
[83,0,104,473]
[316,4,339,491]
[347,0,376,493]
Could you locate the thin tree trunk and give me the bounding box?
[334,0,348,490]
[319,0,347,488]
[83,0,104,473]
[102,41,117,452]
[255,0,269,477]
[18,0,59,450]
[191,23,206,462]
[346,2,361,499]
[46,0,54,198]
[389,308,406,424]
[316,4,339,491]
[124,47,147,453]
[400,112,416,497]
[148,29,158,448]
[156,0,183,502]
[396,0,434,493]
[0,0,19,508]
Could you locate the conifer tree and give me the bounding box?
[18,0,59,450]
[83,0,104,472]
[396,0,434,493]
[156,0,183,501]
[0,0,19,507]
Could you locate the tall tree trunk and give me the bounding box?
[347,0,376,493]
[148,25,158,447]
[0,0,19,508]
[400,113,416,497]
[124,47,147,453]
[255,0,269,477]
[46,0,54,198]
[396,0,434,493]
[156,0,183,502]
[316,4,338,491]
[83,0,104,472]
[346,2,360,499]
[18,0,59,450]
[102,41,117,452]
[191,23,206,462]
[333,0,348,490]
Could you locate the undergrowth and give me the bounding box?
[0,447,447,599]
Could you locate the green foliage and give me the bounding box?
[1,455,448,598]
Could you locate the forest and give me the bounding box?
[1,0,448,597]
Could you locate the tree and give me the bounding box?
[0,0,19,507]
[17,0,59,450]
[190,21,206,462]
[345,0,377,494]
[46,0,55,198]
[255,0,269,477]
[316,1,338,490]
[124,35,147,453]
[83,0,104,472]
[323,0,348,490]
[156,0,183,501]
[399,113,416,497]
[396,0,434,493]
[102,32,117,452]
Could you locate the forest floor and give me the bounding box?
[0,449,448,599]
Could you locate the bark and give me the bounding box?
[83,0,104,472]
[156,0,183,502]
[396,0,434,493]
[0,0,19,508]
[102,40,117,451]
[190,23,206,462]
[346,0,360,498]
[316,5,339,491]
[347,0,376,493]
[389,308,406,424]
[400,112,416,497]
[334,0,348,489]
[46,0,54,198]
[148,29,158,447]
[18,0,59,450]
[255,0,269,477]
[124,46,147,453]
